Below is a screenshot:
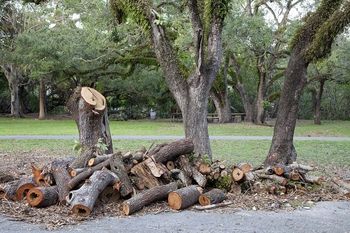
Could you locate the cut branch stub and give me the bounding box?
[81,87,106,111]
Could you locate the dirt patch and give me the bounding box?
[0,152,349,230]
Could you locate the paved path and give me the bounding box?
[0,201,349,233]
[0,135,350,141]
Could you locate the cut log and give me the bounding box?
[332,178,350,191]
[67,170,118,217]
[110,153,133,197]
[199,189,226,206]
[273,164,285,176]
[198,163,211,175]
[287,170,300,181]
[88,154,113,167]
[288,162,314,172]
[168,185,203,210]
[220,170,228,177]
[177,155,193,178]
[192,167,207,187]
[69,168,86,177]
[256,174,288,186]
[27,186,58,208]
[16,177,37,201]
[166,161,175,171]
[68,158,111,190]
[122,151,133,160]
[122,182,179,215]
[244,172,255,182]
[133,151,144,162]
[51,159,72,203]
[145,158,167,178]
[131,161,161,189]
[31,163,45,186]
[0,180,20,201]
[237,163,252,173]
[302,174,323,185]
[231,168,244,182]
[150,139,194,163]
[170,169,192,186]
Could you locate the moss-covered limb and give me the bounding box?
[305,1,350,62]
[290,0,343,50]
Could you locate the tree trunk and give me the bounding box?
[38,78,46,120]
[265,52,308,166]
[255,70,267,125]
[211,91,232,123]
[3,64,23,117]
[67,87,113,168]
[314,79,325,125]
[235,82,254,123]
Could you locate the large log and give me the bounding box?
[16,177,37,201]
[131,160,162,189]
[67,170,118,217]
[168,185,203,210]
[110,153,133,197]
[150,139,194,163]
[122,182,179,215]
[67,87,113,169]
[27,186,58,208]
[199,188,226,206]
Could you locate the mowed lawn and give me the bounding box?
[0,118,350,137]
[0,118,349,166]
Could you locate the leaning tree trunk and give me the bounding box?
[314,79,325,125]
[211,91,232,123]
[3,64,22,117]
[38,78,46,120]
[235,83,254,123]
[265,53,308,166]
[67,87,113,168]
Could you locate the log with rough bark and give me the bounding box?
[256,174,288,186]
[69,168,86,177]
[122,182,179,215]
[199,188,226,206]
[150,139,194,163]
[0,171,16,183]
[170,169,191,186]
[288,163,314,172]
[67,170,118,217]
[51,159,72,203]
[192,167,207,187]
[88,154,113,167]
[110,153,133,197]
[99,186,120,204]
[302,174,322,185]
[0,180,20,200]
[168,185,203,210]
[27,186,58,208]
[67,87,113,169]
[16,177,37,201]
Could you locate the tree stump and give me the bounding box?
[67,170,119,217]
[199,188,226,206]
[122,182,179,215]
[168,185,203,210]
[67,87,113,169]
[27,186,58,208]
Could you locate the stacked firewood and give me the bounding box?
[1,138,340,217]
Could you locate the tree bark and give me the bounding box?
[122,182,179,215]
[150,139,194,163]
[3,64,23,117]
[27,186,58,208]
[109,153,133,197]
[255,67,267,125]
[314,79,325,125]
[168,185,203,210]
[199,188,226,206]
[211,90,232,123]
[51,159,72,203]
[38,78,46,120]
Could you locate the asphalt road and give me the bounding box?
[0,135,350,141]
[0,201,349,233]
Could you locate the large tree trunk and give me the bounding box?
[314,79,325,125]
[255,69,267,125]
[211,91,232,123]
[67,87,113,168]
[3,64,23,117]
[235,82,254,123]
[265,53,308,166]
[38,78,46,120]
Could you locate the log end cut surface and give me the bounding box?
[16,183,36,201]
[232,168,244,181]
[198,195,211,206]
[27,188,44,207]
[168,192,182,210]
[71,204,92,217]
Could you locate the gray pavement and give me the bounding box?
[0,201,350,233]
[0,135,350,141]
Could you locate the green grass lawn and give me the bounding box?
[0,118,350,137]
[1,139,349,167]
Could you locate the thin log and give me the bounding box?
[67,170,119,217]
[16,177,37,201]
[256,174,288,186]
[122,182,179,215]
[168,185,203,210]
[199,189,226,206]
[150,139,194,163]
[194,201,233,211]
[192,167,207,187]
[88,154,113,167]
[332,178,350,190]
[69,168,86,177]
[303,174,323,185]
[288,163,314,172]
[110,153,133,197]
[198,163,211,175]
[27,186,58,208]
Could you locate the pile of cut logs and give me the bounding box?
[2,138,344,217]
